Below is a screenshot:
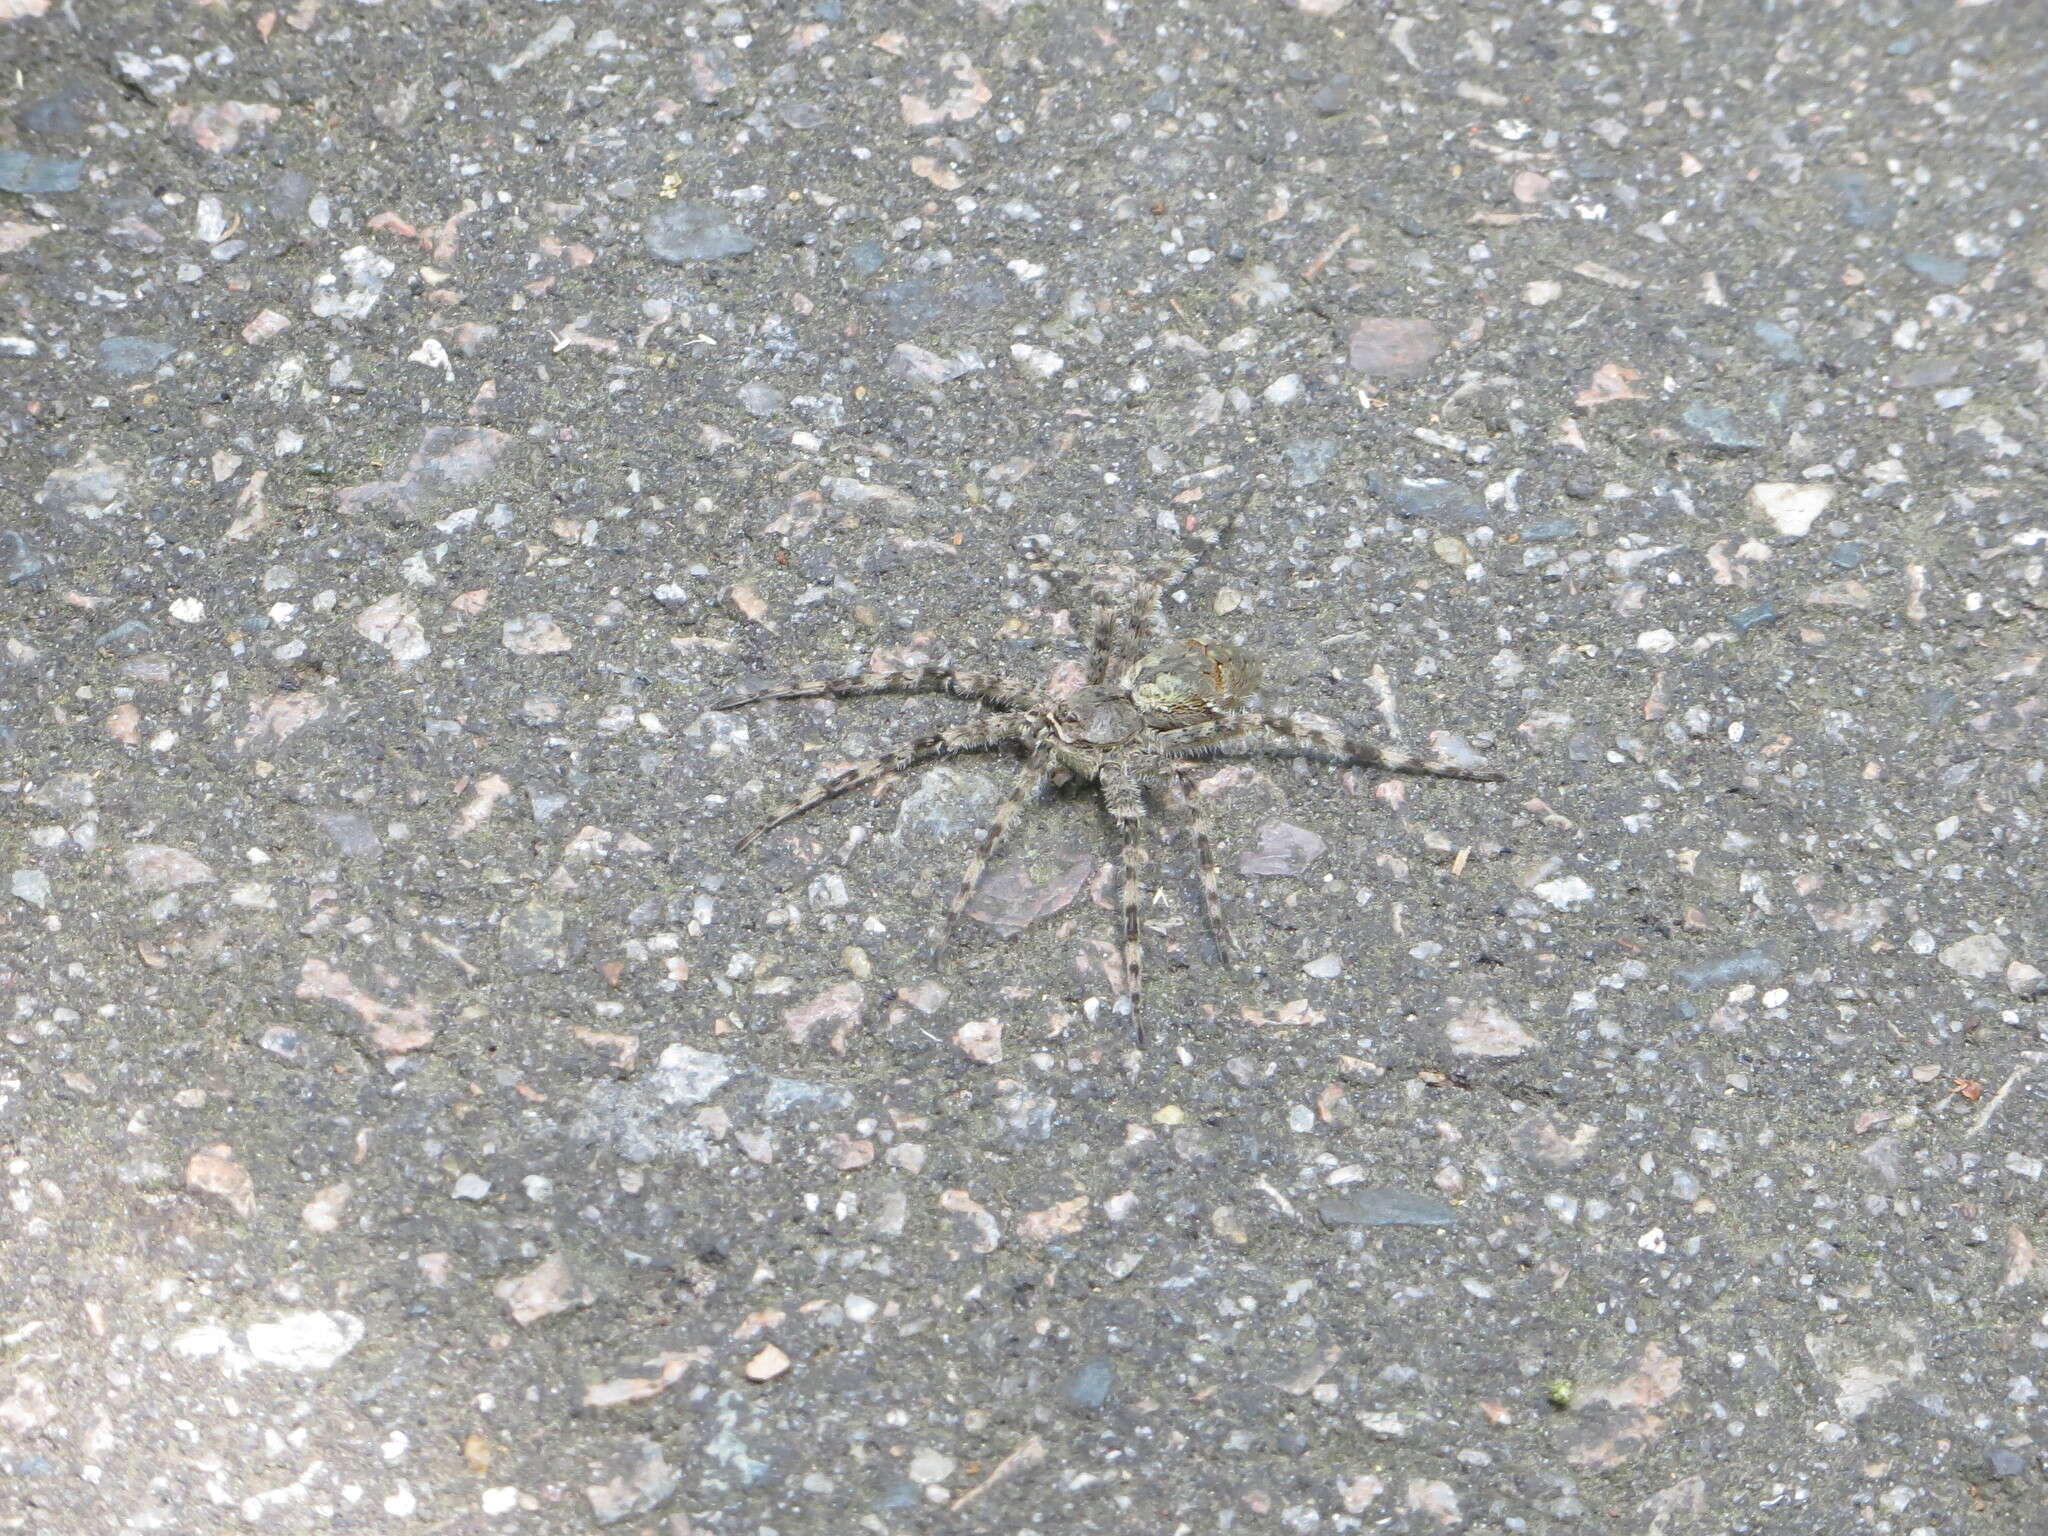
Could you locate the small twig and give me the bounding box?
[950,1435,1046,1511]
[1965,1064,2028,1138]
[1301,220,1360,282]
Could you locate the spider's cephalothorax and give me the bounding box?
[717,491,1503,1044]
[1050,685,1145,751]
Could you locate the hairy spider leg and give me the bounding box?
[1100,763,1149,1045]
[731,717,1029,851]
[1165,764,1235,964]
[1167,712,1506,784]
[1110,497,1250,678]
[717,664,1040,714]
[940,741,1054,948]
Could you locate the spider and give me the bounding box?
[717,493,1504,1043]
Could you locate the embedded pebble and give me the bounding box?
[1239,821,1327,877]
[1939,932,2009,980]
[1749,482,1835,537]
[1318,1190,1459,1228]
[744,1344,791,1382]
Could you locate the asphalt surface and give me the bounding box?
[3,0,2046,1532]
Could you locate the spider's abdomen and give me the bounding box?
[1127,638,1256,725]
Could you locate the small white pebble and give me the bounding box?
[1304,954,1342,979]
[1009,343,1063,380]
[1748,481,1835,538]
[451,1174,491,1201]
[1532,876,1595,909]
[744,1343,791,1381]
[480,1487,518,1515]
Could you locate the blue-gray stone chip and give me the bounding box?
[0,150,84,194]
[645,202,755,264]
[1317,1188,1458,1229]
[1060,1357,1115,1412]
[1675,949,1781,990]
[97,337,176,377]
[1680,403,1763,453]
[1903,250,1968,287]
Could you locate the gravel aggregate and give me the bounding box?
[3,0,2046,1532]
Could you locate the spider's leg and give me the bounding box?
[1248,712,1506,783]
[941,742,1053,946]
[733,718,1023,851]
[1084,604,1122,686]
[1115,489,1253,671]
[1101,764,1149,1046]
[1166,764,1235,965]
[718,664,1039,713]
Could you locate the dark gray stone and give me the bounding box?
[1317,1189,1459,1228]
[870,276,1005,338]
[499,899,569,973]
[1346,317,1444,380]
[1674,949,1781,990]
[1680,403,1764,453]
[2,530,48,586]
[97,337,177,378]
[1903,250,1969,286]
[1283,437,1338,488]
[1384,478,1485,525]
[645,202,756,263]
[0,150,84,194]
[1061,1357,1115,1412]
[17,88,87,137]
[1823,169,1894,230]
[96,619,156,655]
[312,811,383,861]
[1309,74,1352,116]
[1752,321,1805,364]
[872,1481,921,1512]
[267,170,314,223]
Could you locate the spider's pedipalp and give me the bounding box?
[941,742,1053,948]
[732,716,1027,851]
[717,664,1040,714]
[1166,764,1235,965]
